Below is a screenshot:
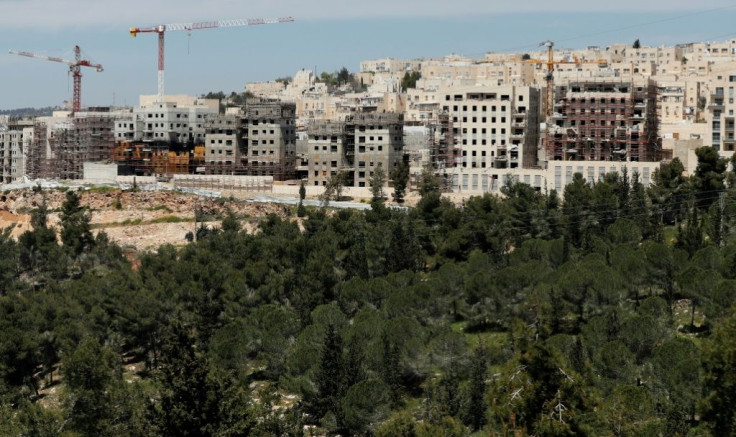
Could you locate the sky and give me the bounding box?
[1,0,736,110]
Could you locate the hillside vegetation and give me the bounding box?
[2,148,736,436]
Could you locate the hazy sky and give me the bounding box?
[1,0,735,109]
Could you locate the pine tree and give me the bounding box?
[297,180,307,217]
[315,325,344,419]
[463,346,488,430]
[391,154,410,204]
[381,332,402,407]
[370,163,387,203]
[60,190,94,256]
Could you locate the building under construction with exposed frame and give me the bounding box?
[202,100,297,180]
[545,78,661,162]
[305,112,405,187]
[49,109,117,179]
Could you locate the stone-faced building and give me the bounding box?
[306,112,404,187]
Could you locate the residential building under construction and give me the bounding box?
[49,109,117,179]
[203,100,297,180]
[305,112,404,187]
[545,79,661,162]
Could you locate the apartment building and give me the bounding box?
[114,102,217,145]
[306,112,404,187]
[705,74,736,155]
[546,79,660,162]
[204,115,243,175]
[201,101,299,180]
[0,119,33,184]
[246,81,287,99]
[438,85,541,171]
[657,81,689,124]
[360,58,422,74]
[244,101,297,180]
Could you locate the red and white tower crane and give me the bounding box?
[8,46,104,114]
[129,17,295,103]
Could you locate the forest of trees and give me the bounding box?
[2,147,736,436]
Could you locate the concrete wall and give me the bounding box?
[83,162,118,184]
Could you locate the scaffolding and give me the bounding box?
[48,112,117,180]
[113,141,205,176]
[426,112,456,191]
[241,100,297,181]
[545,79,660,163]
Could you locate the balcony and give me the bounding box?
[709,99,724,110]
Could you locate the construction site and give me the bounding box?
[304,112,404,188]
[545,79,662,162]
[429,112,458,191]
[49,109,117,179]
[113,141,206,176]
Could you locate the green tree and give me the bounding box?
[337,67,352,85]
[401,71,422,90]
[676,206,704,256]
[462,346,488,430]
[220,208,240,233]
[417,165,441,198]
[563,173,595,248]
[153,321,253,436]
[60,190,94,256]
[314,324,344,422]
[321,170,350,205]
[62,338,122,435]
[649,157,688,226]
[701,311,736,435]
[370,162,387,202]
[693,146,727,209]
[298,180,307,217]
[391,154,410,204]
[341,379,391,435]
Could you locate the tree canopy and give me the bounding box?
[1,150,736,435]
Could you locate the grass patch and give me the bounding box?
[92,215,193,229]
[86,186,117,193]
[451,321,508,349]
[149,215,189,224]
[147,205,174,213]
[662,226,678,246]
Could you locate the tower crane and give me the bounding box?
[130,16,295,103]
[540,40,558,119]
[8,46,103,114]
[529,41,607,118]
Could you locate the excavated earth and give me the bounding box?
[0,189,291,251]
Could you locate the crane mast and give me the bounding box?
[9,46,103,114]
[540,40,555,118]
[130,17,294,103]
